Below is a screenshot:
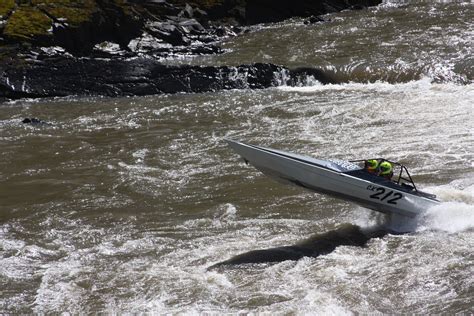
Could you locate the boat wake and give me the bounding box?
[211,182,473,269]
[379,182,474,234]
[417,202,474,234]
[416,183,474,233]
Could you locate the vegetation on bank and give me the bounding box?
[0,0,381,52]
[0,0,229,42]
[0,0,16,18]
[1,0,138,43]
[33,0,98,27]
[4,6,52,41]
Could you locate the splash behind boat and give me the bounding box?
[226,139,439,218]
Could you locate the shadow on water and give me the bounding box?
[208,223,393,270]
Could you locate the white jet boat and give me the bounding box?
[226,139,439,218]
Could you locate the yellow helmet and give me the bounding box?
[379,161,393,175]
[366,159,379,170]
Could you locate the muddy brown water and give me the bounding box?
[1,1,473,313]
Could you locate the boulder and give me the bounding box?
[0,54,287,98]
[22,117,50,125]
[146,21,190,46]
[289,67,339,85]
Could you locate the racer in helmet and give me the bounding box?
[364,159,379,174]
[379,161,393,180]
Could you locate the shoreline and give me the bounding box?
[0,0,381,100]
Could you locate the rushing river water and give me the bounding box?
[1,1,473,313]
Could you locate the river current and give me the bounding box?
[1,1,473,313]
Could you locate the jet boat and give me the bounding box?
[226,139,439,218]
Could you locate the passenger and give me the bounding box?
[379,161,393,180]
[364,159,379,174]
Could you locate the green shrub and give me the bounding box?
[4,6,52,41]
[0,0,16,18]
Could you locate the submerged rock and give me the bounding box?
[289,67,339,85]
[22,117,50,125]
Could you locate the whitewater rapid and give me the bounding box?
[1,1,473,313]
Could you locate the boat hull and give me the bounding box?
[226,140,439,218]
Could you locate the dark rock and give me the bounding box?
[289,67,339,85]
[215,26,226,37]
[91,41,135,58]
[146,21,190,46]
[232,26,243,34]
[182,44,222,55]
[195,34,218,44]
[179,3,194,19]
[1,0,384,56]
[0,47,347,100]
[305,15,325,24]
[22,118,50,125]
[0,55,286,99]
[193,7,208,19]
[179,19,205,35]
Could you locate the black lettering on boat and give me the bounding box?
[369,187,385,199]
[380,190,394,201]
[366,185,376,191]
[369,188,403,205]
[387,193,403,204]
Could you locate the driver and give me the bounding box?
[379,161,393,180]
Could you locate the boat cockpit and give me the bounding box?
[347,159,438,200]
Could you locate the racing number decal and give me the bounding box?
[367,186,403,205]
[369,187,385,199]
[387,193,403,204]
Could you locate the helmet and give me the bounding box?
[366,159,379,171]
[379,161,393,176]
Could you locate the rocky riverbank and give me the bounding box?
[0,0,381,100]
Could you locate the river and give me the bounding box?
[1,0,473,313]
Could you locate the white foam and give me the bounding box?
[277,76,434,93]
[417,202,474,234]
[33,257,88,313]
[427,184,474,204]
[412,183,474,233]
[344,182,474,234]
[132,148,149,164]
